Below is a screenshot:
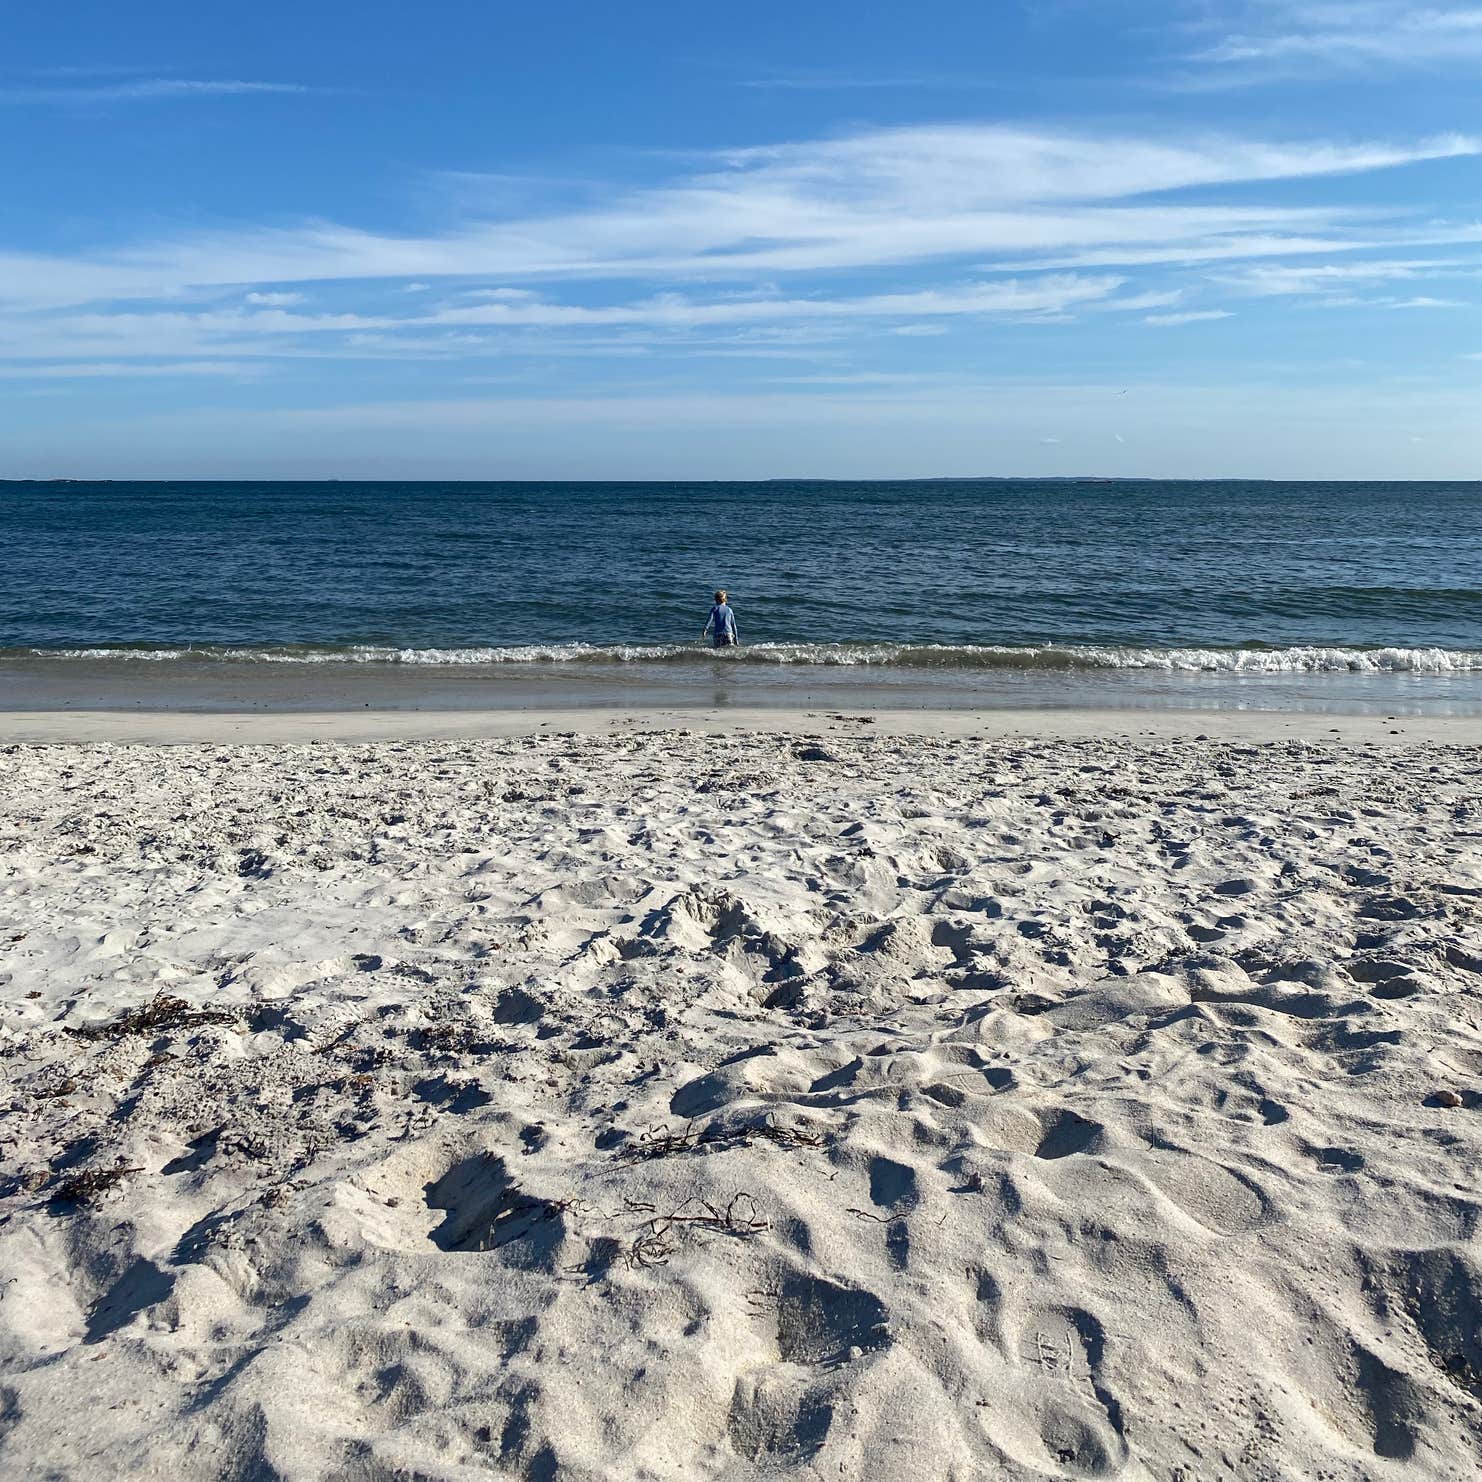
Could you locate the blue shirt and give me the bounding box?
[707,603,738,643]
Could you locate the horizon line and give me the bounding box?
[5,475,1482,487]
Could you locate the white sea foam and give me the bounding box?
[13,641,1482,674]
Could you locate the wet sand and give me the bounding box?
[0,702,1475,746]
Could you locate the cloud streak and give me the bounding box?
[1144,309,1234,324]
[1213,257,1476,294]
[423,277,1126,328]
[0,360,262,378]
[0,77,308,105]
[739,71,979,89]
[0,277,1132,364]
[1210,256,1482,311]
[1187,2,1482,74]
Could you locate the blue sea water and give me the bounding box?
[3,479,1480,711]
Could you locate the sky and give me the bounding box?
[3,0,1482,479]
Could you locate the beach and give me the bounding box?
[10,0,1482,1461]
[2,709,1480,1479]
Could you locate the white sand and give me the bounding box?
[1,717,1480,1479]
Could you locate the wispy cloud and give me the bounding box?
[0,360,261,378]
[0,122,1474,313]
[1210,257,1479,312]
[759,371,957,385]
[0,119,1476,378]
[996,230,1482,271]
[0,276,1130,364]
[1186,2,1482,76]
[740,71,987,90]
[423,277,1126,329]
[1091,289,1187,312]
[1144,309,1234,324]
[1213,256,1477,309]
[1213,257,1474,294]
[1316,293,1470,307]
[0,77,308,105]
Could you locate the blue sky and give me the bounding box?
[4,0,1482,478]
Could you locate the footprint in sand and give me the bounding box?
[773,1270,892,1366]
[979,1298,1129,1479]
[1143,1151,1271,1235]
[726,1272,892,1465]
[1212,877,1258,897]
[867,1155,918,1268]
[1033,1110,1105,1161]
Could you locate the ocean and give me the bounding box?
[4,479,1480,713]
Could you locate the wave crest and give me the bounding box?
[9,641,1482,674]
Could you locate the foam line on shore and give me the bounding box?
[11,640,1482,673]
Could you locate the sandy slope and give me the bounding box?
[0,727,1480,1480]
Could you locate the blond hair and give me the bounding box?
[714,589,727,603]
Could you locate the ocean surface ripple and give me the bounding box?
[4,479,1479,686]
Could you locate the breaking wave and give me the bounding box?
[9,641,1482,674]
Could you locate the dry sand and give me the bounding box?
[1,713,1480,1479]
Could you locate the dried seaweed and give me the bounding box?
[845,1206,901,1224]
[615,1120,827,1165]
[50,1165,141,1206]
[67,993,236,1043]
[31,1077,78,1101]
[625,1193,768,1269]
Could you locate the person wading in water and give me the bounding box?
[702,589,739,648]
